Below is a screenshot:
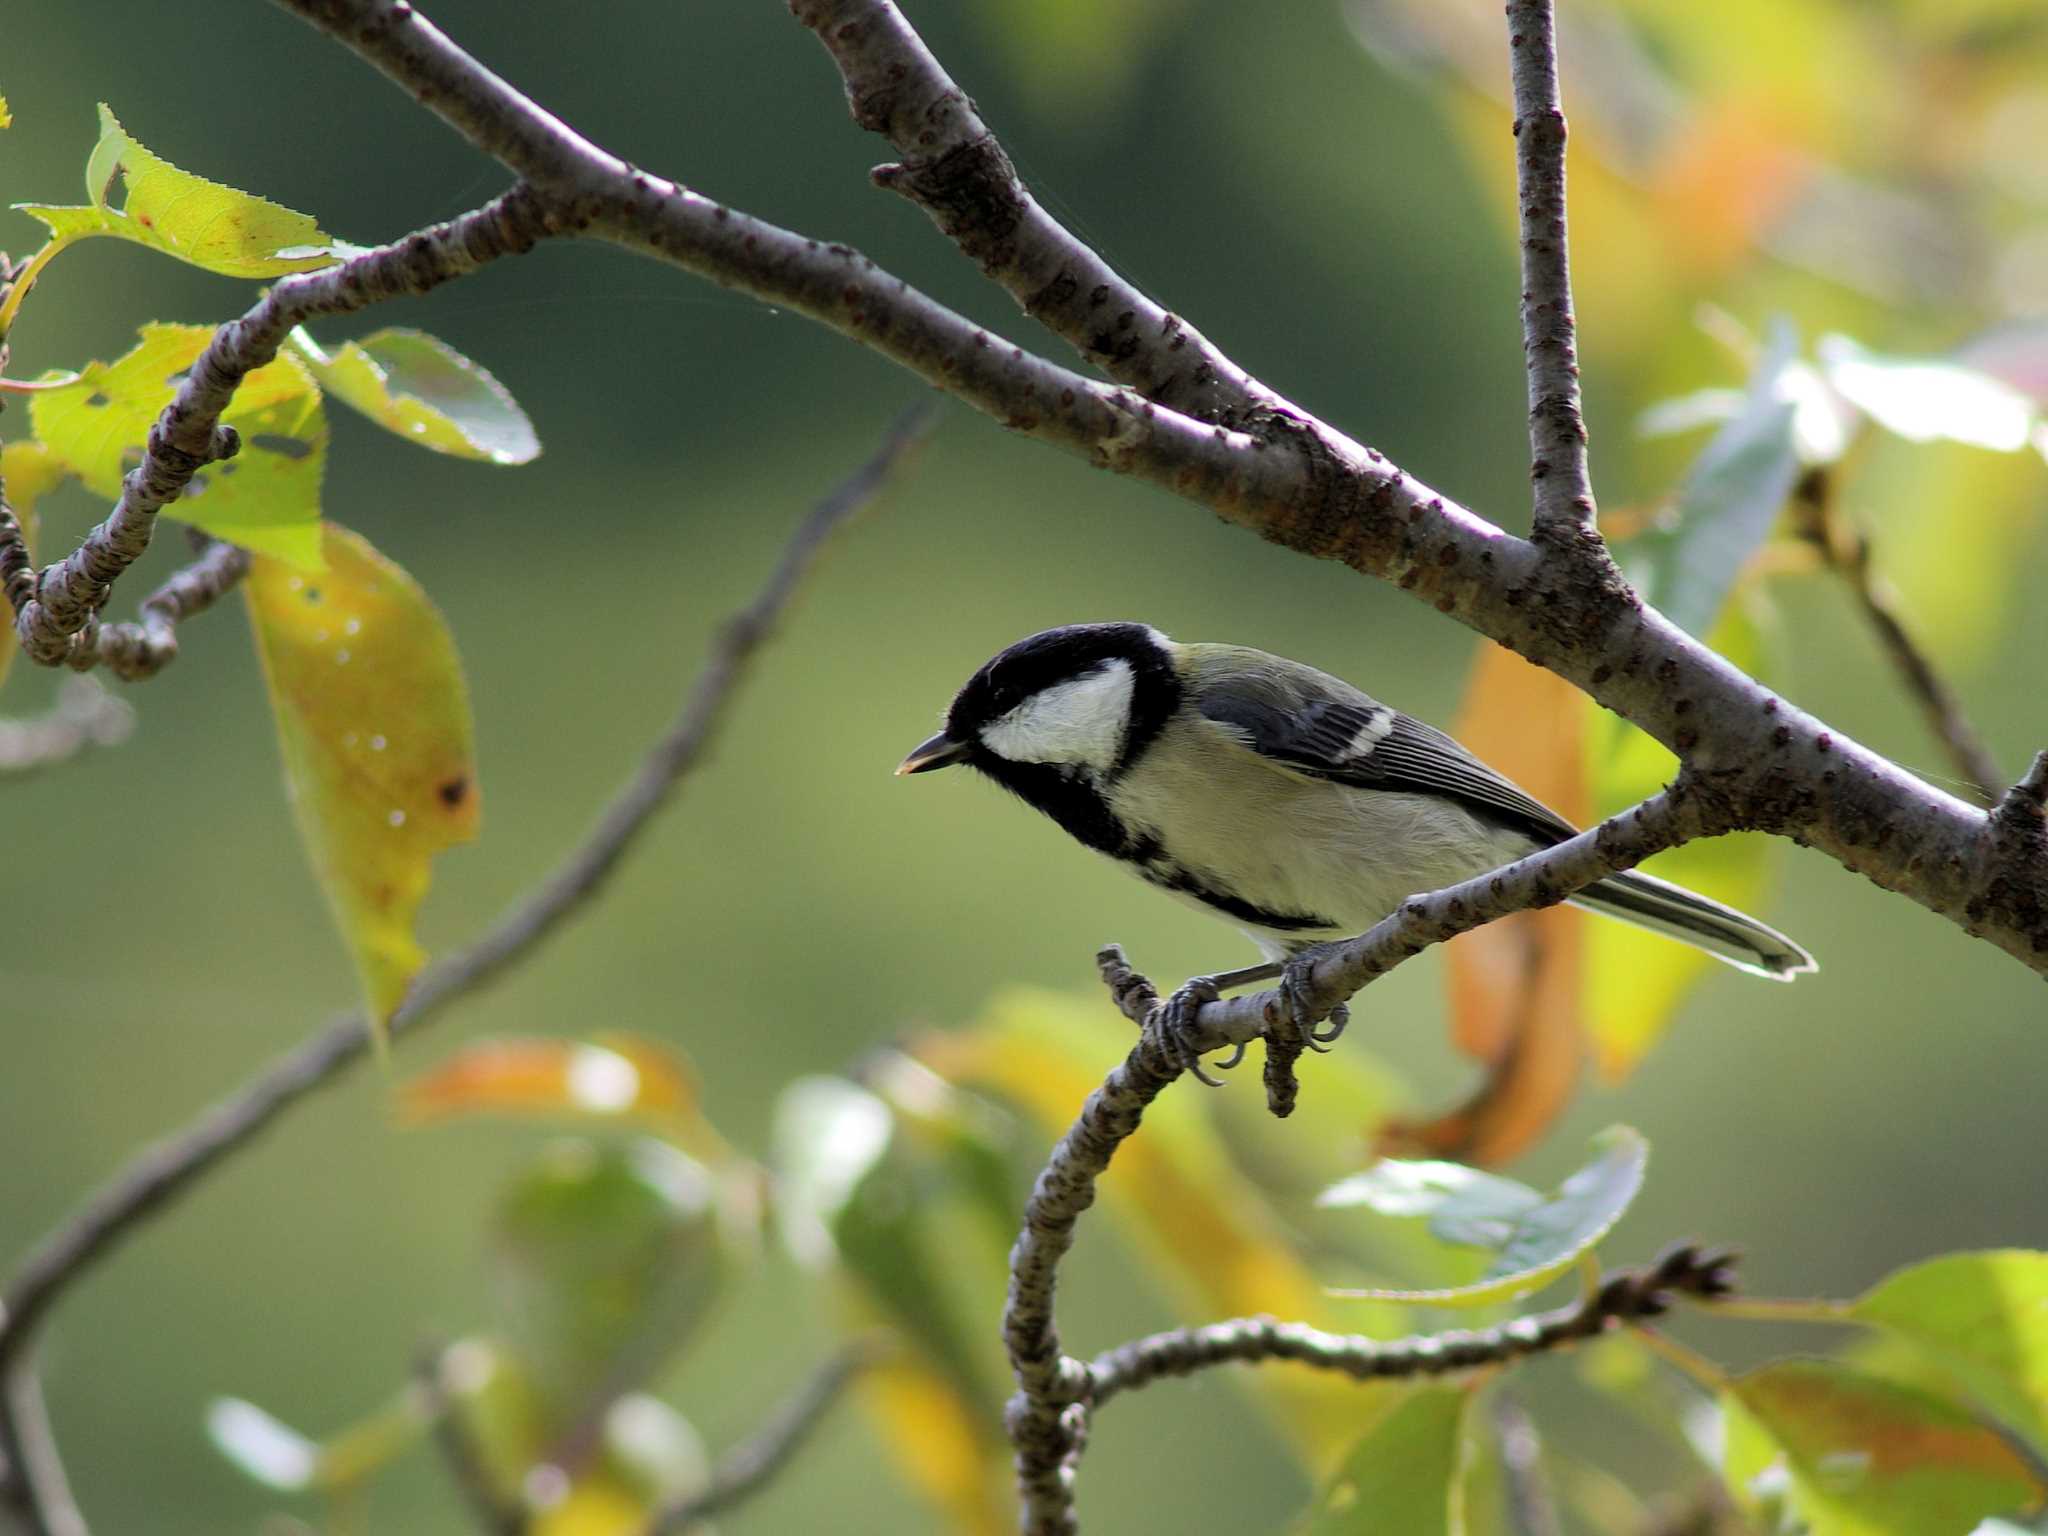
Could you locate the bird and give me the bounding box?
[897,622,1814,1075]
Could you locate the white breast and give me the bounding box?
[980,659,1135,772]
[1106,717,1540,958]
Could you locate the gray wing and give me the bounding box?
[1194,669,1578,844]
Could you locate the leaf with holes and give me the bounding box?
[290,327,539,464]
[31,323,327,569]
[13,103,337,278]
[1325,1127,1648,1308]
[245,522,479,1031]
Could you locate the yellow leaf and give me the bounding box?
[245,522,479,1037]
[0,441,72,691]
[530,1473,649,1536]
[857,1356,1012,1536]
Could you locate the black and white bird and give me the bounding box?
[898,623,1813,1061]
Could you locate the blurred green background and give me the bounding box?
[4,0,2046,1530]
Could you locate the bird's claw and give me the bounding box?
[1277,950,1349,1053]
[1147,975,1240,1086]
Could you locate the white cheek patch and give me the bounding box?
[980,659,1136,771]
[1335,708,1394,762]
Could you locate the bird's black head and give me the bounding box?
[897,623,1181,852]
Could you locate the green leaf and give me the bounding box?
[1820,333,2041,455]
[290,327,540,463]
[1638,317,1804,640]
[491,1138,728,1433]
[245,524,480,1031]
[1723,1360,2045,1535]
[31,322,327,569]
[1325,1127,1648,1309]
[1298,1386,1471,1534]
[0,441,72,692]
[1853,1251,2048,1450]
[13,103,336,278]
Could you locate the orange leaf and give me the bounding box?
[1391,643,1589,1166]
[400,1036,701,1127]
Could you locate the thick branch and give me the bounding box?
[790,0,1277,427]
[645,1344,875,1535]
[1084,1244,1740,1410]
[1506,0,1596,544]
[7,185,551,666]
[262,0,2048,972]
[0,413,932,1532]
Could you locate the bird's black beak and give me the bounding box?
[896,731,973,776]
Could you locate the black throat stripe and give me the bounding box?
[1127,837,1335,933]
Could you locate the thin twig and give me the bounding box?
[1506,0,1597,544]
[1493,1393,1564,1536]
[74,538,252,682]
[645,1343,878,1535]
[0,1363,87,1536]
[1081,1245,1740,1412]
[6,185,552,667]
[0,409,934,1535]
[0,678,134,777]
[1845,561,2002,805]
[417,1346,524,1536]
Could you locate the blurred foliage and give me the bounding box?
[5,0,2048,1531]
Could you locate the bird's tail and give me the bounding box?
[1571,869,1816,981]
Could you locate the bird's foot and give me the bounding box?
[1145,976,1246,1087]
[1277,947,1349,1054]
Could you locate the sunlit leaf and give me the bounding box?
[601,1394,711,1508]
[1297,1386,1471,1535]
[1724,1360,2045,1534]
[491,1138,727,1434]
[13,103,336,278]
[31,322,327,569]
[206,1398,320,1491]
[1318,1160,1543,1245]
[1820,333,2040,455]
[245,523,479,1030]
[914,989,1407,1466]
[1641,317,1803,640]
[0,97,10,130]
[0,441,71,691]
[1960,319,2048,407]
[1327,1127,1648,1308]
[1853,1251,2048,1449]
[290,327,539,464]
[400,1036,701,1128]
[437,1338,549,1506]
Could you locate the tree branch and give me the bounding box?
[1506,0,1597,544]
[790,0,1278,428]
[645,1343,876,1535]
[1003,788,1697,1534]
[0,1364,86,1536]
[6,185,552,667]
[0,678,133,778]
[260,0,2048,973]
[0,410,934,1534]
[1083,1244,1740,1411]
